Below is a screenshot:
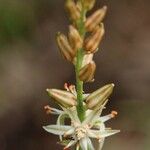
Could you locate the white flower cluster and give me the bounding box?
[43,84,120,150]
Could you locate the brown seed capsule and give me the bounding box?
[85,6,107,32]
[47,89,77,108]
[79,61,96,82]
[65,0,80,21]
[68,25,83,51]
[76,1,82,12]
[57,32,75,62]
[83,0,96,11]
[84,23,105,53]
[86,84,114,109]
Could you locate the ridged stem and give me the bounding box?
[75,1,86,122]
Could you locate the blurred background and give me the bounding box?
[0,0,150,149]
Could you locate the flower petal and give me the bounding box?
[64,140,77,149]
[57,113,69,140]
[87,137,95,150]
[79,137,88,150]
[98,138,105,150]
[88,129,120,139]
[43,125,72,135]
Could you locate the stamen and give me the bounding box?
[111,111,118,118]
[44,105,63,115]
[64,83,69,91]
[44,105,52,114]
[69,85,77,95]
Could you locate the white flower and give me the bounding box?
[43,86,120,150]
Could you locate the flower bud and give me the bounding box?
[65,0,80,21]
[79,61,96,82]
[84,23,105,53]
[86,84,114,109]
[83,0,96,11]
[69,25,83,51]
[85,6,107,32]
[57,32,75,62]
[76,1,82,12]
[47,89,77,107]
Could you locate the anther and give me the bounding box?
[44,105,52,114]
[111,111,118,118]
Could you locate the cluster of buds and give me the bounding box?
[43,0,120,150]
[57,0,107,82]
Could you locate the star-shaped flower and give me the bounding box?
[43,83,120,150]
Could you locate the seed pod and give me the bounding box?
[83,0,96,11]
[86,84,114,109]
[84,23,105,53]
[76,1,82,12]
[68,25,83,51]
[79,61,96,82]
[57,32,75,62]
[85,6,107,32]
[47,89,77,108]
[65,0,80,21]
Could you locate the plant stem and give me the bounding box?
[76,3,86,122]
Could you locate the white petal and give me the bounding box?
[82,108,100,126]
[50,107,63,115]
[88,129,120,139]
[43,125,72,135]
[64,128,75,137]
[79,137,88,150]
[56,113,68,140]
[87,137,95,150]
[64,140,77,149]
[87,129,100,139]
[99,113,113,122]
[62,106,80,123]
[99,130,120,138]
[98,138,105,150]
[83,100,109,126]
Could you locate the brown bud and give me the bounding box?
[65,0,80,21]
[84,23,105,53]
[57,32,75,62]
[68,25,83,51]
[85,6,107,32]
[47,89,77,108]
[83,0,96,11]
[86,84,114,109]
[76,1,82,12]
[79,61,96,82]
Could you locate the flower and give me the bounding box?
[43,84,120,150]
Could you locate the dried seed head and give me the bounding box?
[83,0,96,11]
[86,84,114,109]
[47,89,77,107]
[76,1,82,12]
[57,32,75,62]
[65,0,80,21]
[79,61,96,82]
[84,23,105,53]
[69,25,83,51]
[85,6,107,32]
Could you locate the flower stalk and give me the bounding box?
[43,0,120,150]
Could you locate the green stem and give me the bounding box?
[75,4,86,122]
